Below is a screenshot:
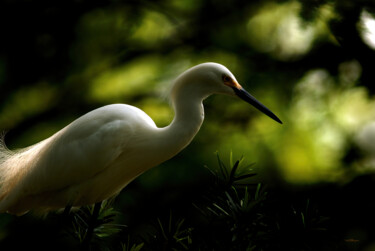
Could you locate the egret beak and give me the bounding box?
[233,87,283,124]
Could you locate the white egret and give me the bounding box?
[0,62,281,215]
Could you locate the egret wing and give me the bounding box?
[20,105,143,196]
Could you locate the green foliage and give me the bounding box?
[207,152,257,188]
[1,154,375,250]
[66,200,126,250]
[193,154,333,250]
[121,237,144,251]
[74,205,121,238]
[145,212,193,250]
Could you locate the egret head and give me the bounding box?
[173,62,282,124]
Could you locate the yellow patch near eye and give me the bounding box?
[223,75,242,89]
[231,80,242,89]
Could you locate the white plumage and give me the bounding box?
[0,63,281,215]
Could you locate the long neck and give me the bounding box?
[158,84,205,157]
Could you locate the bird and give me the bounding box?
[0,62,282,215]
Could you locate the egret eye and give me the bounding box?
[222,75,231,83]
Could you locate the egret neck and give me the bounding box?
[159,81,206,157]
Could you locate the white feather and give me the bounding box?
[0,63,273,215]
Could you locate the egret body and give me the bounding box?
[0,63,281,215]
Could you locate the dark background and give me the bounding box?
[1,0,375,250]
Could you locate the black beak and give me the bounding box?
[233,87,282,124]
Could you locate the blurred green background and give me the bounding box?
[1,0,375,184]
[1,0,375,249]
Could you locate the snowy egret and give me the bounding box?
[0,62,281,215]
